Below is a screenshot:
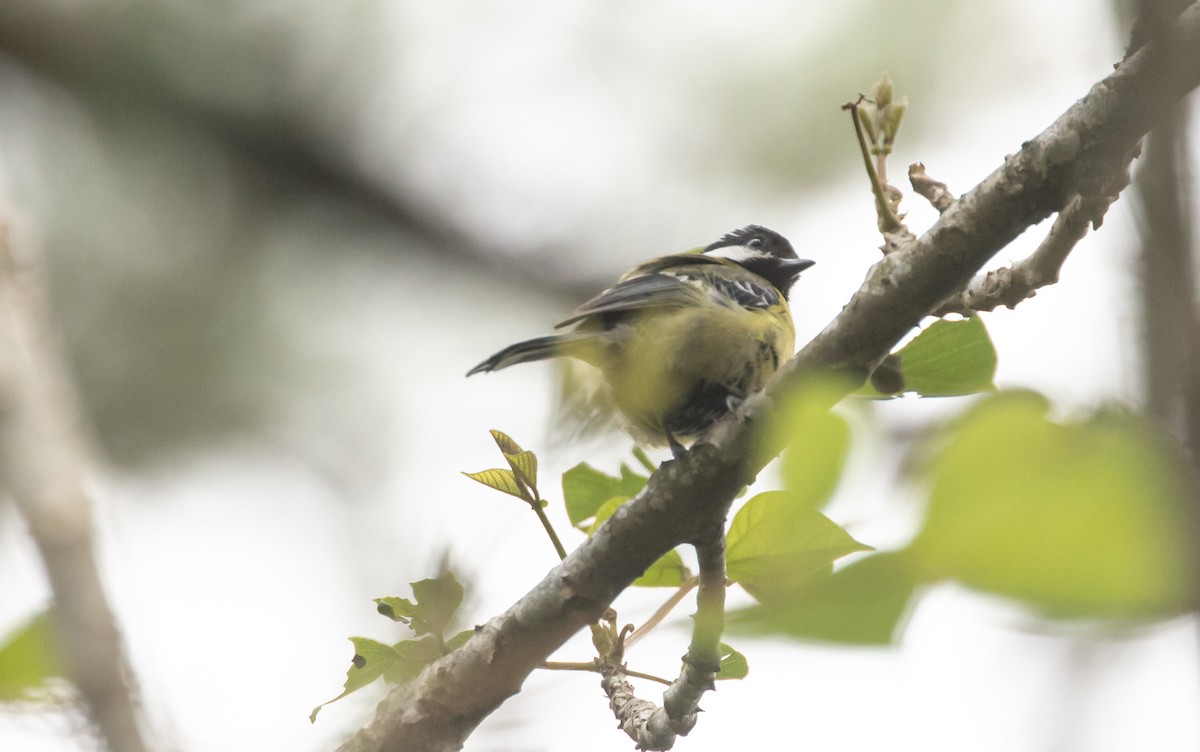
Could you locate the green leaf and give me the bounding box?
[373,572,464,636]
[587,496,690,587]
[726,551,920,645]
[715,642,749,680]
[774,384,853,510]
[0,609,63,702]
[856,317,998,398]
[726,491,872,605]
[463,468,528,502]
[903,316,998,396]
[389,636,444,679]
[561,462,646,527]
[310,636,440,722]
[912,392,1196,618]
[900,316,996,396]
[444,629,474,653]
[633,549,690,588]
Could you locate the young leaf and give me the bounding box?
[726,491,872,605]
[488,429,524,456]
[389,636,444,680]
[409,574,465,636]
[463,468,528,502]
[0,609,63,701]
[310,635,445,722]
[504,450,539,495]
[488,429,539,493]
[913,392,1196,618]
[715,642,749,680]
[374,572,464,636]
[561,462,646,527]
[310,637,403,722]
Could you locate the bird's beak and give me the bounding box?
[783,258,816,274]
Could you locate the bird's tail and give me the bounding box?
[466,332,599,376]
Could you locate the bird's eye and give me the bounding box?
[747,237,764,248]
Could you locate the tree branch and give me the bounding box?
[934,163,1132,316]
[0,219,149,751]
[599,525,726,750]
[337,6,1200,751]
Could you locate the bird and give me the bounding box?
[467,225,814,458]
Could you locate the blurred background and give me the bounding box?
[0,0,1197,750]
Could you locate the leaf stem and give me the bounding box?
[624,577,699,650]
[529,493,569,561]
[844,97,903,233]
[540,661,672,686]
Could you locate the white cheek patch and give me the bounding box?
[704,245,768,264]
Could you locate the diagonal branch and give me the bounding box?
[337,6,1200,751]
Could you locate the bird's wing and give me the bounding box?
[554,271,702,329]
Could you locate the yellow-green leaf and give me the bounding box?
[503,450,538,494]
[463,468,527,501]
[727,551,920,645]
[726,491,872,605]
[562,462,646,527]
[715,642,748,680]
[0,609,62,702]
[913,392,1196,618]
[310,635,445,722]
[488,429,524,456]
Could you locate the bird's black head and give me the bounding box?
[703,225,815,296]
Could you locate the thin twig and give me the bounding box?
[844,98,905,234]
[909,163,956,213]
[624,577,698,650]
[541,661,672,686]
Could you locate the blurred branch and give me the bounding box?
[1135,0,1200,443]
[0,6,600,302]
[337,6,1200,751]
[1131,0,1200,607]
[0,220,149,750]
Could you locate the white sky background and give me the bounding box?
[1,0,1199,750]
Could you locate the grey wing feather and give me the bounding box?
[555,273,698,329]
